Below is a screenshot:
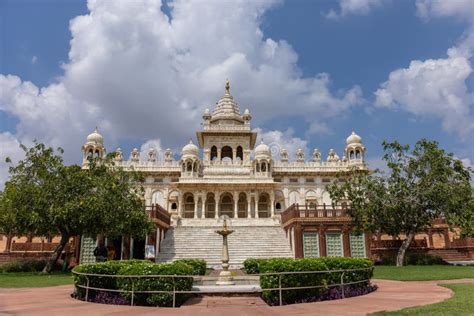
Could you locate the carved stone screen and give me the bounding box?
[303,232,320,258]
[326,233,343,257]
[350,233,366,257]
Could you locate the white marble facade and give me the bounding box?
[82,80,367,222]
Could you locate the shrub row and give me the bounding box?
[0,260,48,273]
[377,253,446,266]
[243,257,374,305]
[73,259,204,307]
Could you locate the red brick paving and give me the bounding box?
[1,279,472,316]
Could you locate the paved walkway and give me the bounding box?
[1,279,472,316]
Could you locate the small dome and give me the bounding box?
[86,127,103,145]
[182,140,199,157]
[255,141,271,159]
[346,131,362,145]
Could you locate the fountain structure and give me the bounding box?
[215,217,235,285]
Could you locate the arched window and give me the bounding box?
[171,203,177,210]
[95,150,100,158]
[236,146,243,160]
[261,162,266,172]
[211,146,218,161]
[221,146,233,160]
[350,150,354,160]
[276,202,282,211]
[187,161,192,172]
[355,150,361,159]
[88,149,93,158]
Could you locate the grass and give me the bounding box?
[0,272,73,288]
[373,283,474,315]
[374,265,474,281]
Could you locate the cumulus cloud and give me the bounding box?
[375,0,474,141]
[254,128,308,161]
[0,0,363,187]
[326,0,386,19]
[416,0,474,22]
[0,132,23,186]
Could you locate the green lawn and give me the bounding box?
[374,283,474,315]
[0,272,73,288]
[374,265,474,281]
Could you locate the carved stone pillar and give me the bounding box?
[232,149,237,161]
[178,193,183,218]
[215,192,220,219]
[194,193,198,219]
[270,191,275,217]
[254,194,259,218]
[233,192,238,218]
[247,193,251,218]
[201,194,207,219]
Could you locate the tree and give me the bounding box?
[328,139,473,266]
[5,142,153,273]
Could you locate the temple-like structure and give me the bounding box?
[78,80,372,266]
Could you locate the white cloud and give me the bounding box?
[139,138,163,161]
[416,0,474,22]
[0,132,24,186]
[31,56,38,64]
[254,127,308,161]
[326,0,386,19]
[375,34,474,140]
[0,0,363,187]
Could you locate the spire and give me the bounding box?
[225,79,230,94]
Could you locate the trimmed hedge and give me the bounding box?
[377,253,446,266]
[73,259,202,307]
[174,259,206,276]
[244,257,374,305]
[0,260,48,273]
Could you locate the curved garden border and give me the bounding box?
[72,267,376,307]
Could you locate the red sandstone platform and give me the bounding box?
[1,279,472,316]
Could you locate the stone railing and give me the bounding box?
[281,203,349,224]
[202,124,251,131]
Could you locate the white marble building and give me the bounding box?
[81,80,367,223]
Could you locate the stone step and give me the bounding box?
[156,225,293,267]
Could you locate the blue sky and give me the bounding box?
[0,0,473,184]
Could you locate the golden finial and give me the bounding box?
[225,79,230,94]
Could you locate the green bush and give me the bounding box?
[251,257,374,305]
[117,261,194,307]
[243,258,273,274]
[73,259,199,306]
[406,253,446,265]
[73,260,151,299]
[174,259,206,275]
[0,260,48,273]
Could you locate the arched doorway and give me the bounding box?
[237,193,247,218]
[219,193,234,218]
[184,193,195,218]
[258,193,270,218]
[206,193,216,218]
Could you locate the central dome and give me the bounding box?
[210,80,243,123]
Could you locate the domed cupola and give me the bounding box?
[254,140,272,177]
[181,140,200,177]
[346,131,362,146]
[345,130,366,163]
[81,127,105,165]
[181,140,199,159]
[254,140,271,160]
[86,127,104,145]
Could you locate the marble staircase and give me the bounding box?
[156,219,294,268]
